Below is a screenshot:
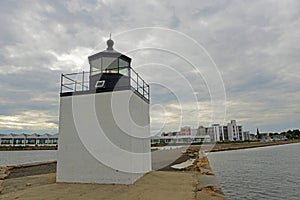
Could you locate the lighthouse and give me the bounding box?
[57,37,151,184]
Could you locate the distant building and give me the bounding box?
[243,131,256,141]
[151,120,246,144]
[271,134,287,141]
[191,128,197,136]
[197,126,206,136]
[259,133,288,141]
[196,120,245,142]
[0,133,58,146]
[180,126,191,136]
[227,120,244,141]
[161,131,178,137]
[151,135,211,144]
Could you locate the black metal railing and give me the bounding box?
[130,68,150,100]
[60,71,89,93]
[60,68,150,101]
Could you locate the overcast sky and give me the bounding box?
[0,0,299,135]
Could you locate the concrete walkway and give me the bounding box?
[0,146,226,200]
[151,147,187,170]
[0,171,196,200]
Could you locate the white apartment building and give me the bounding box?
[227,120,244,141]
[197,120,244,142]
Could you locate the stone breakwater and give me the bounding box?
[180,146,226,200]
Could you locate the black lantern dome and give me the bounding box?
[88,37,132,91]
[106,38,114,50]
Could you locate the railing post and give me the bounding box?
[82,71,84,91]
[137,74,139,91]
[143,81,145,96]
[60,74,63,93]
[148,84,150,101]
[75,81,77,91]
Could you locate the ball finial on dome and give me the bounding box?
[107,33,114,50]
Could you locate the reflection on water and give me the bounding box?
[208,143,300,200]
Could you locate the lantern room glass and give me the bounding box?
[90,57,130,76]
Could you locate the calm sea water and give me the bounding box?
[208,143,300,200]
[0,150,57,166]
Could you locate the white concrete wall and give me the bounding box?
[57,90,151,184]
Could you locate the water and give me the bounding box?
[0,150,57,166]
[208,143,300,200]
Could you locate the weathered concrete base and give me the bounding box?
[57,91,151,184]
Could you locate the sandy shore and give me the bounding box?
[0,147,226,200]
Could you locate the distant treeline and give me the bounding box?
[278,129,300,140]
[258,129,300,140]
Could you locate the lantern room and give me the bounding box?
[88,37,131,91]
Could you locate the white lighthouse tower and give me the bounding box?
[57,37,151,184]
